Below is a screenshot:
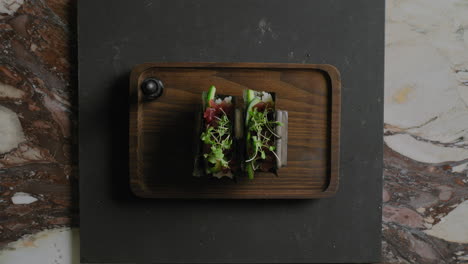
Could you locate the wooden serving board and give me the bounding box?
[129,63,340,199]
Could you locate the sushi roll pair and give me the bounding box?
[193,86,288,180]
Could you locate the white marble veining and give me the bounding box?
[452,162,467,173]
[11,192,37,205]
[385,134,468,164]
[0,82,25,99]
[0,0,23,16]
[425,200,468,243]
[385,0,468,250]
[0,228,79,264]
[385,0,468,148]
[0,105,25,154]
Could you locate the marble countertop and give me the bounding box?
[0,0,467,263]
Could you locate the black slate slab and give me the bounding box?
[78,0,384,263]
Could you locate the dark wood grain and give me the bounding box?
[129,63,341,199]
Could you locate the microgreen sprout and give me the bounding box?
[246,107,283,173]
[201,113,232,172]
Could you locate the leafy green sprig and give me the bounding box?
[201,111,232,172]
[246,107,283,171]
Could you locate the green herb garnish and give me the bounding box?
[246,106,283,179]
[201,112,232,174]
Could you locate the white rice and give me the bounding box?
[261,92,273,103]
[224,96,232,104]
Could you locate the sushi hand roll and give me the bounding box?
[197,86,236,179]
[244,89,284,179]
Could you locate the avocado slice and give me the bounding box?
[245,90,260,180]
[246,161,254,179]
[245,89,256,104]
[206,85,216,108]
[245,97,261,123]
